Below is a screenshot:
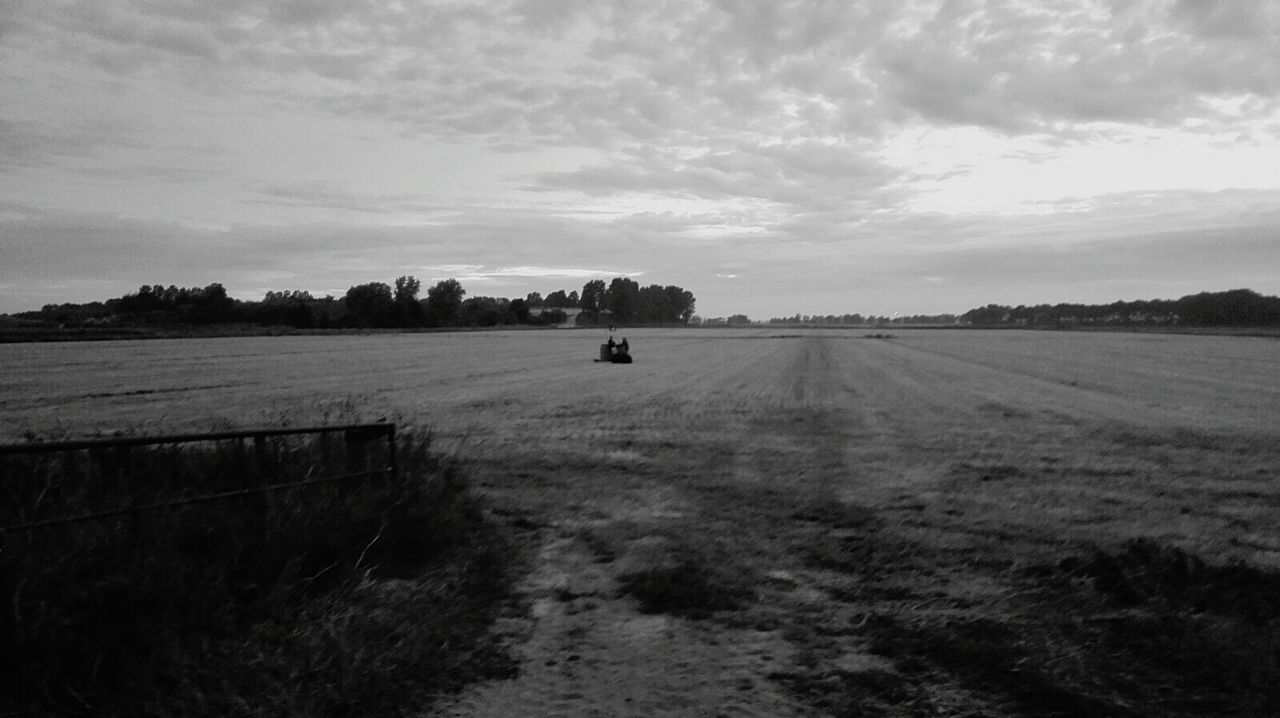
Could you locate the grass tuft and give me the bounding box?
[580,523,755,619]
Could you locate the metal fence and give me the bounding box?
[0,423,397,533]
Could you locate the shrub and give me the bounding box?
[0,429,515,716]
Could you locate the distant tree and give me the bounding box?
[534,308,567,325]
[460,296,511,326]
[187,283,234,323]
[544,290,569,307]
[426,278,466,326]
[257,289,316,328]
[510,297,531,323]
[393,275,425,326]
[567,290,579,306]
[1177,288,1280,326]
[667,285,696,323]
[961,304,1010,325]
[726,314,751,325]
[394,276,421,303]
[525,291,544,307]
[344,282,395,327]
[606,277,640,322]
[579,280,606,314]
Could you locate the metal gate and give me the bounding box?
[0,423,397,533]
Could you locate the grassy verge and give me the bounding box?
[0,428,516,716]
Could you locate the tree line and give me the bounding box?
[13,276,697,330]
[767,313,959,326]
[959,289,1280,328]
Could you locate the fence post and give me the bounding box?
[387,425,398,483]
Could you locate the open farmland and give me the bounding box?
[2,329,1279,715]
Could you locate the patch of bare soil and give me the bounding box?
[439,493,806,717]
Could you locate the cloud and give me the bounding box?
[9,1,1276,159]
[243,182,455,215]
[2,1,1278,318]
[873,0,1280,132]
[0,115,147,170]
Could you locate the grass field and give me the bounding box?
[2,328,1278,715]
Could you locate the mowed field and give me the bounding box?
[3,328,1279,715]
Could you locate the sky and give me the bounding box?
[1,0,1278,319]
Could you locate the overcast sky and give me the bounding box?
[2,0,1278,318]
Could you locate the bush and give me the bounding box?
[0,429,516,716]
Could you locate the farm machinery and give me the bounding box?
[596,334,633,364]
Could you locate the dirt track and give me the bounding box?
[3,329,1278,715]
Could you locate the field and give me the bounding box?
[2,328,1279,715]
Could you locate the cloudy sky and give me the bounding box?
[2,0,1278,318]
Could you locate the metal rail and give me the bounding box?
[0,422,395,456]
[2,468,391,532]
[0,423,398,533]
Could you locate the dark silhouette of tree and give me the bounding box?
[257,290,315,328]
[670,285,696,323]
[1177,289,1280,326]
[113,283,239,324]
[460,296,512,326]
[393,275,425,326]
[606,277,640,322]
[394,276,420,303]
[190,283,234,324]
[510,298,531,323]
[958,289,1280,328]
[579,280,606,315]
[10,275,702,332]
[426,278,466,326]
[532,308,567,325]
[343,282,394,327]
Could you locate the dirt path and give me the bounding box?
[440,514,805,717]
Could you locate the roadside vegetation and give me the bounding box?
[0,427,517,716]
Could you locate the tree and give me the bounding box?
[393,275,425,326]
[460,296,511,326]
[525,291,544,307]
[426,278,466,326]
[394,275,421,303]
[668,286,695,323]
[579,280,606,314]
[606,277,640,322]
[344,282,394,327]
[510,297,531,323]
[190,283,236,323]
[257,290,316,328]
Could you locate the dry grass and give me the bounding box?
[3,329,1279,715]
